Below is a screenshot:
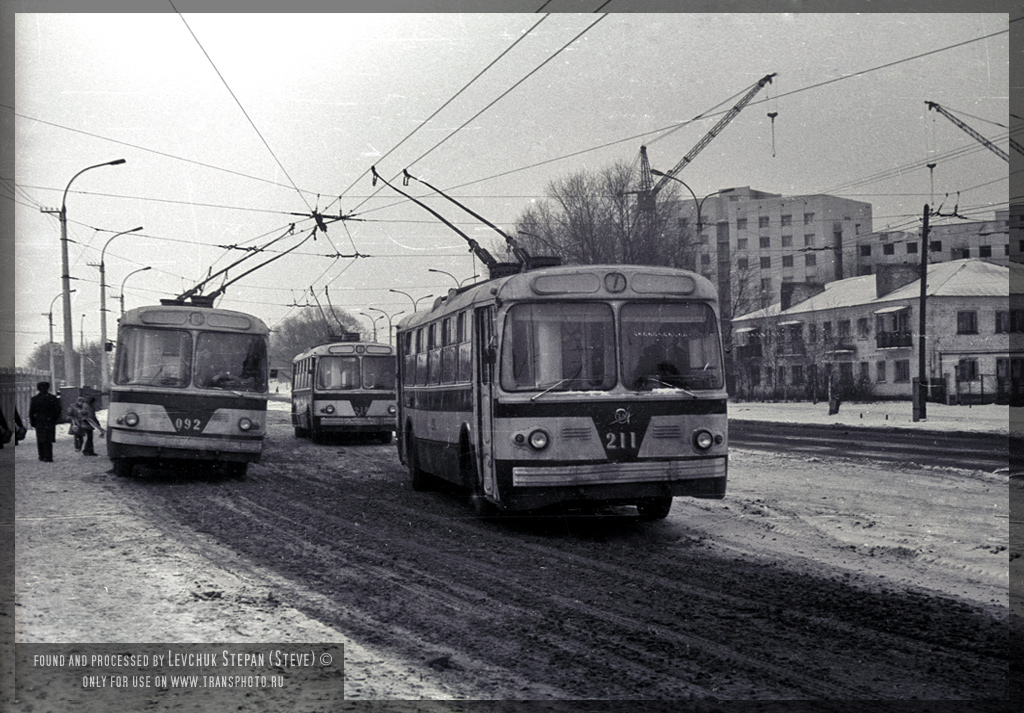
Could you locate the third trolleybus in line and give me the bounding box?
[291,335,397,443]
[395,263,728,519]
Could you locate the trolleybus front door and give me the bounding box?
[475,306,497,500]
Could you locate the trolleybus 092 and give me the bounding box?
[395,263,728,519]
[290,335,397,443]
[107,300,273,478]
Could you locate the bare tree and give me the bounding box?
[269,307,364,377]
[513,161,684,267]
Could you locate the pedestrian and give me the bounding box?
[79,395,105,457]
[67,396,85,452]
[28,381,62,463]
[0,407,11,449]
[14,409,26,445]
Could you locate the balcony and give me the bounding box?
[877,331,913,349]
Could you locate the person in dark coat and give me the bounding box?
[28,381,62,462]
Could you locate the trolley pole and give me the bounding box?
[913,205,929,422]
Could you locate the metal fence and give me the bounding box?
[0,367,50,425]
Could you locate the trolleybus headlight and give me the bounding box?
[238,418,253,431]
[123,412,139,427]
[388,405,396,415]
[320,404,335,414]
[528,429,550,451]
[693,429,714,450]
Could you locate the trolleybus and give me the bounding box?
[291,335,397,443]
[395,263,728,519]
[107,300,272,478]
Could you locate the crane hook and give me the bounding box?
[768,111,779,158]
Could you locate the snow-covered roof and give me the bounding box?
[734,258,1015,323]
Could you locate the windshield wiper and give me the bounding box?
[531,377,575,401]
[637,375,697,397]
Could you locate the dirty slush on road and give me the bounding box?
[14,407,1014,706]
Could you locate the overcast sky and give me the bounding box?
[8,10,1011,365]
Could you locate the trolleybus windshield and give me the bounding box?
[194,332,268,392]
[622,302,723,390]
[315,355,396,391]
[114,327,193,388]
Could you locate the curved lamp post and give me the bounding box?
[428,268,479,288]
[43,289,74,387]
[57,158,126,387]
[118,266,151,317]
[359,312,383,342]
[368,307,405,346]
[389,288,434,313]
[98,226,143,394]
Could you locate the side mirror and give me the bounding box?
[270,368,279,378]
[105,341,114,352]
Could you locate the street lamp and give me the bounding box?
[118,266,152,316]
[98,226,143,395]
[51,158,126,389]
[428,268,479,288]
[389,288,434,312]
[359,312,383,342]
[368,307,405,346]
[79,313,87,388]
[43,289,74,387]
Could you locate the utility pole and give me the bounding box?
[914,205,929,422]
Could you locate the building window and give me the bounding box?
[876,361,887,382]
[857,317,869,338]
[760,277,772,291]
[930,240,942,253]
[907,242,918,254]
[759,216,770,229]
[738,257,749,270]
[736,218,748,230]
[957,358,978,382]
[678,217,689,230]
[805,253,817,267]
[760,236,771,249]
[804,212,815,225]
[804,234,815,246]
[760,256,771,269]
[777,365,785,385]
[979,245,992,258]
[822,321,832,340]
[953,247,970,259]
[781,215,792,227]
[894,360,910,382]
[838,320,851,338]
[737,238,748,250]
[883,243,895,255]
[860,362,870,382]
[701,254,711,266]
[859,245,871,257]
[996,310,1024,333]
[807,324,817,344]
[782,235,792,247]
[791,365,804,384]
[957,311,978,334]
[782,255,794,268]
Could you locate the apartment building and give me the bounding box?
[671,186,873,318]
[730,258,1020,404]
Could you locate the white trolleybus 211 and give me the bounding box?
[107,297,273,478]
[291,333,397,444]
[395,263,728,519]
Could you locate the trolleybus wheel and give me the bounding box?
[112,458,135,478]
[636,496,673,520]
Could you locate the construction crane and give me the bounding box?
[925,100,1013,162]
[636,72,777,214]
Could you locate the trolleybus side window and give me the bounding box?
[195,332,269,392]
[415,328,427,385]
[500,303,615,392]
[621,302,723,390]
[115,327,193,387]
[457,311,472,383]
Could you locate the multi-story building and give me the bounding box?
[730,258,1021,405]
[844,211,1010,277]
[672,186,874,319]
